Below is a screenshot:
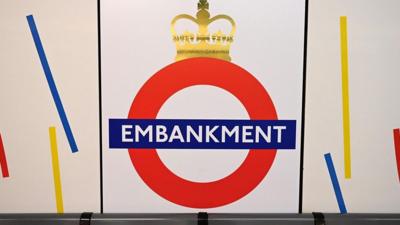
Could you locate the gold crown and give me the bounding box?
[171,0,236,62]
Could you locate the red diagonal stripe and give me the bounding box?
[394,129,400,182]
[0,133,10,178]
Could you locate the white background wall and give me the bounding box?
[101,0,304,213]
[0,0,100,213]
[304,0,400,213]
[1,0,400,213]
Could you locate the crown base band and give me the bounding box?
[175,51,231,62]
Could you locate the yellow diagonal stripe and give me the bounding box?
[340,16,351,179]
[49,127,64,213]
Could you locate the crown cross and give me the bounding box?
[198,0,209,10]
[171,0,236,61]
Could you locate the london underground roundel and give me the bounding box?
[128,58,278,208]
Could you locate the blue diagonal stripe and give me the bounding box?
[324,153,347,213]
[27,15,78,153]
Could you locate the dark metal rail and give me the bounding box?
[0,213,400,225]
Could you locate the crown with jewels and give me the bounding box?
[171,0,236,62]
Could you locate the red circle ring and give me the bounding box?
[128,58,278,208]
